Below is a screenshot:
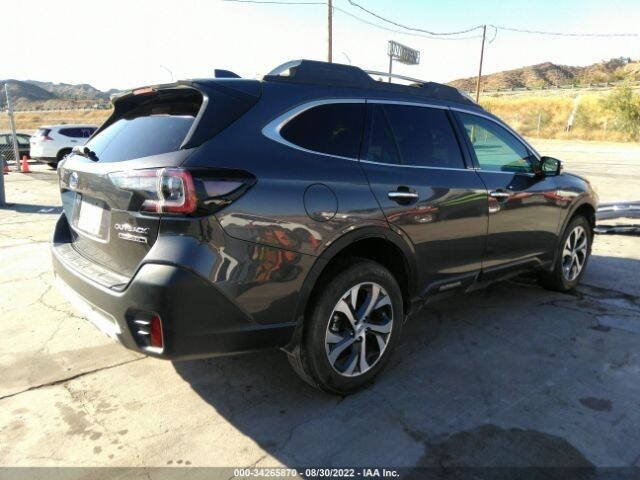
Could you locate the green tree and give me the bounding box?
[605,83,640,140]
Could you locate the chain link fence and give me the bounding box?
[1,111,20,171]
[1,83,24,171]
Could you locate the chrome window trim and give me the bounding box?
[261,98,535,172]
[261,98,365,162]
[368,99,448,110]
[360,159,473,172]
[474,168,536,177]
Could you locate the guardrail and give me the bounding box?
[11,106,111,113]
[463,80,640,96]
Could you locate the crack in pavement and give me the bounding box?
[0,357,144,402]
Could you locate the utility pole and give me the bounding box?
[5,83,20,172]
[475,25,487,103]
[327,0,333,62]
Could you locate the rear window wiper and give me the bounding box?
[72,145,99,162]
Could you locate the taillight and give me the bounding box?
[133,87,156,96]
[108,167,255,215]
[38,129,53,141]
[108,168,196,213]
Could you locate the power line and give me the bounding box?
[345,0,485,36]
[347,0,638,38]
[332,5,482,41]
[223,0,639,38]
[223,0,325,5]
[222,0,483,41]
[492,25,639,37]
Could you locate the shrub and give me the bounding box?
[604,83,640,140]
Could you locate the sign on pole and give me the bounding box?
[388,41,420,65]
[387,40,420,83]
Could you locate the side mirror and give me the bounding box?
[540,156,562,176]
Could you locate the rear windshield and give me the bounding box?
[85,89,201,162]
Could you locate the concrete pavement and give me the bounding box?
[1,139,639,472]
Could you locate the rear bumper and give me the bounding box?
[52,239,296,360]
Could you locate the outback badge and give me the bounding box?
[114,223,150,244]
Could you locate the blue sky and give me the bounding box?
[3,0,639,90]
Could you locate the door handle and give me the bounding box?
[388,187,418,203]
[489,190,511,200]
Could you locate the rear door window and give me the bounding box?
[280,103,365,158]
[366,105,400,165]
[383,104,465,169]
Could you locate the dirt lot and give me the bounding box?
[1,139,639,475]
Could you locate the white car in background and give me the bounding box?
[30,124,98,168]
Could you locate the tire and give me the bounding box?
[57,149,71,162]
[539,215,592,292]
[290,258,404,395]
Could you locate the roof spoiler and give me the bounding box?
[214,69,241,79]
[101,79,261,149]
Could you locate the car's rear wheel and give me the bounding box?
[290,258,403,394]
[539,215,592,292]
[55,148,72,167]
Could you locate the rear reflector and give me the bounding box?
[150,315,163,348]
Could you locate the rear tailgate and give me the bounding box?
[56,81,261,281]
[59,150,192,279]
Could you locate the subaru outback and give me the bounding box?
[52,60,597,394]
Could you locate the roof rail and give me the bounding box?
[364,70,427,84]
[365,70,477,104]
[263,59,477,106]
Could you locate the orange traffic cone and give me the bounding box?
[21,155,31,173]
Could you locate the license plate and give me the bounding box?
[77,199,104,236]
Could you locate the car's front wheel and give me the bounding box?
[290,258,404,395]
[539,215,592,292]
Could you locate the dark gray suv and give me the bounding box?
[52,60,598,394]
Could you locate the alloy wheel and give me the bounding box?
[562,225,588,281]
[324,282,394,377]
